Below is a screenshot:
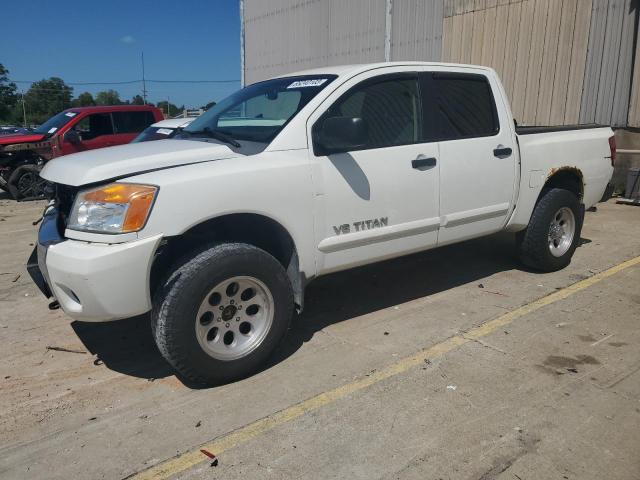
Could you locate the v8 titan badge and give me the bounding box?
[332,217,388,235]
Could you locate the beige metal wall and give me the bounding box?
[243,0,639,127]
[442,0,638,127]
[442,0,592,125]
[627,8,640,127]
[243,0,387,86]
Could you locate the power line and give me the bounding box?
[10,78,240,85]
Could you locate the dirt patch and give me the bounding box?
[577,334,596,342]
[537,354,600,375]
[608,342,628,347]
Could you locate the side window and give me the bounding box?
[73,113,114,140]
[112,111,155,134]
[321,76,422,150]
[427,73,499,141]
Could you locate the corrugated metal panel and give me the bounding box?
[522,0,548,125]
[579,0,610,123]
[243,0,386,85]
[511,0,535,120]
[441,0,636,126]
[564,0,592,124]
[580,0,636,126]
[610,0,636,126]
[536,0,562,125]
[628,8,640,126]
[549,0,578,125]
[390,0,444,61]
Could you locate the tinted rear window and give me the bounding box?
[112,111,156,134]
[427,73,499,140]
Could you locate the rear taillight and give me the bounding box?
[608,135,616,167]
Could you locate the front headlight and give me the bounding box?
[68,183,158,233]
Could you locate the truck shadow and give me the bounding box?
[71,231,546,386]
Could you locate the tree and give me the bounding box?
[131,94,145,105]
[95,89,122,105]
[24,77,73,124]
[72,91,95,107]
[157,100,181,117]
[203,101,216,111]
[0,63,18,123]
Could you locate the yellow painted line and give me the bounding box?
[130,255,640,480]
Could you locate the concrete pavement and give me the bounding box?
[0,195,639,479]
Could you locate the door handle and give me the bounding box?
[412,156,437,170]
[493,145,512,158]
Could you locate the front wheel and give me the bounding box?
[152,243,294,385]
[516,188,584,272]
[8,165,47,200]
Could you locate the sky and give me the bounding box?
[0,0,241,108]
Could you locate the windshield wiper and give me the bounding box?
[184,127,241,148]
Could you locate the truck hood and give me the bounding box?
[0,133,46,146]
[40,139,241,186]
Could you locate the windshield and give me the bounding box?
[33,110,79,136]
[182,75,337,144]
[131,126,179,143]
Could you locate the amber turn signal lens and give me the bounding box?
[84,184,157,232]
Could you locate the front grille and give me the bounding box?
[54,184,78,232]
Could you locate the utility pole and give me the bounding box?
[21,91,27,127]
[141,51,148,105]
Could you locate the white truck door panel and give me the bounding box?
[309,71,440,274]
[425,71,517,245]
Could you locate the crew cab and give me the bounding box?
[0,105,163,199]
[28,63,615,385]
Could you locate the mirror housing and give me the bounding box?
[63,129,81,144]
[315,116,367,155]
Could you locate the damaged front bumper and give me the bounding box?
[27,205,163,322]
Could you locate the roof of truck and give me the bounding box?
[279,62,493,79]
[63,105,161,113]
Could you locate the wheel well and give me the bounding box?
[150,213,305,311]
[542,168,584,201]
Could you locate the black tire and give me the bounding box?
[516,188,584,272]
[7,165,46,200]
[152,243,294,385]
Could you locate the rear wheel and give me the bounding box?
[152,243,294,385]
[517,188,583,272]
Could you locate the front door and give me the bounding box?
[60,113,115,155]
[424,70,518,245]
[310,71,440,274]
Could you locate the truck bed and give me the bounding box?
[515,124,606,135]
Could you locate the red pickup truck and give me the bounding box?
[0,105,163,199]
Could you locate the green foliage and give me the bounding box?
[24,77,73,124]
[0,63,19,123]
[131,94,145,105]
[95,89,122,105]
[157,100,181,116]
[72,91,96,107]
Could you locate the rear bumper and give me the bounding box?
[29,207,163,322]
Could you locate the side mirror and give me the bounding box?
[315,116,367,155]
[63,129,81,144]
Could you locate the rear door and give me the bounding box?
[309,70,440,274]
[111,110,157,145]
[424,70,518,245]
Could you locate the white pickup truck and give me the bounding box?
[28,62,615,384]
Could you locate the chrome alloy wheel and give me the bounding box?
[548,207,576,257]
[195,276,274,361]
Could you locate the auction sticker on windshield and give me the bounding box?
[287,79,327,88]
